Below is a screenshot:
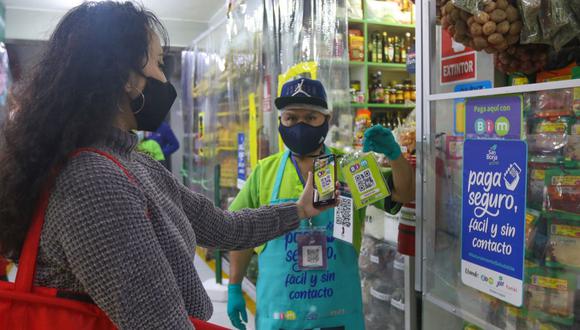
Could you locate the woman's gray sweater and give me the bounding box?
[34,129,300,329]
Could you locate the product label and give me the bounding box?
[550,224,580,238]
[525,213,536,226]
[551,176,580,186]
[531,275,568,290]
[394,259,405,271]
[461,139,527,307]
[391,298,405,311]
[370,288,390,302]
[531,169,546,181]
[536,122,567,133]
[370,255,379,264]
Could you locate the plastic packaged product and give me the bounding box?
[525,209,541,252]
[535,89,574,118]
[527,133,568,157]
[531,117,574,135]
[538,0,569,39]
[358,235,377,274]
[527,161,563,209]
[544,168,580,214]
[564,123,580,161]
[340,152,391,209]
[389,288,405,330]
[392,253,405,288]
[366,278,393,330]
[545,211,580,270]
[451,0,482,15]
[518,0,544,44]
[525,268,576,326]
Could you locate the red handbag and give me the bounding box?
[0,148,229,330]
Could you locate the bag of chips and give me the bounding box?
[525,267,576,326]
[544,168,580,214]
[545,211,580,271]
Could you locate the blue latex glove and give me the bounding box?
[227,284,248,330]
[363,125,402,160]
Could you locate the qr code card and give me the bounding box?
[334,193,354,244]
[297,229,327,270]
[353,168,376,193]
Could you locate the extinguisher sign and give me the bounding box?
[441,53,477,84]
[440,28,477,84]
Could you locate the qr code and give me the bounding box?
[335,197,352,227]
[320,174,333,191]
[353,169,376,192]
[303,246,323,266]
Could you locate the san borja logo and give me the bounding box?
[349,159,369,173]
[486,144,498,164]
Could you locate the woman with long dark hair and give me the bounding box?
[0,2,333,328]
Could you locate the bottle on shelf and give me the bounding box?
[394,36,401,64]
[401,34,409,64]
[374,33,383,63]
[370,71,385,103]
[368,39,375,63]
[387,37,395,63]
[382,32,388,63]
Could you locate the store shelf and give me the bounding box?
[348,18,365,24]
[349,61,365,66]
[367,62,408,71]
[365,20,415,32]
[351,102,415,109]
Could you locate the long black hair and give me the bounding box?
[0,1,168,258]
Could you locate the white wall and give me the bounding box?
[5,7,208,47]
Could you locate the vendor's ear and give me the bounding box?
[326,114,332,121]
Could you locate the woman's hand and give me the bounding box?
[296,172,339,219]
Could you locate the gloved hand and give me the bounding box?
[227,284,248,330]
[363,125,402,160]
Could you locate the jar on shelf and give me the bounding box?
[403,84,411,103]
[389,88,397,104]
[395,84,405,104]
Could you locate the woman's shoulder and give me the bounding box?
[53,148,139,196]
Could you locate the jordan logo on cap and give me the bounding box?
[291,79,311,97]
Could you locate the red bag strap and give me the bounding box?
[15,148,134,293]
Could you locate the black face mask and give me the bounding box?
[278,119,329,156]
[130,77,177,132]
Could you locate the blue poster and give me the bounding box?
[461,139,527,307]
[237,133,246,189]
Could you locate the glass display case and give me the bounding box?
[416,1,580,330]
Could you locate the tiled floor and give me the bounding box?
[195,256,256,330]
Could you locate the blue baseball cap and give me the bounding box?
[275,78,328,110]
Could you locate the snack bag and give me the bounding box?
[525,209,541,253]
[525,268,576,326]
[527,161,563,209]
[340,152,391,209]
[564,123,580,162]
[544,168,580,215]
[545,211,580,271]
[534,89,573,118]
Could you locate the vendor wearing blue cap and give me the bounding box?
[227,78,415,330]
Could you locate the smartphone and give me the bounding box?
[313,154,337,207]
